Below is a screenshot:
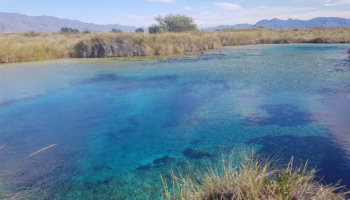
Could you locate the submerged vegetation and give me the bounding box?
[0,27,350,63]
[161,149,349,200]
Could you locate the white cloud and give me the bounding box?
[148,0,175,2]
[184,6,192,11]
[213,2,242,11]
[325,0,350,6]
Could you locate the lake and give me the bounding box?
[0,44,350,199]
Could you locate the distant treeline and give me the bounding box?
[60,14,196,34]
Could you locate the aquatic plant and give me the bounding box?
[0,144,57,199]
[161,149,349,200]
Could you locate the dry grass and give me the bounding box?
[1,27,350,63]
[161,149,349,200]
[0,32,91,63]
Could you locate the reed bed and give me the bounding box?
[161,149,349,200]
[1,27,350,63]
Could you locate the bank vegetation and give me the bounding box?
[161,149,349,200]
[1,27,350,63]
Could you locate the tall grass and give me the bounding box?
[161,149,349,200]
[0,32,91,63]
[1,27,350,63]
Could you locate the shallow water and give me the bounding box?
[0,44,350,199]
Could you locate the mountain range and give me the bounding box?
[204,17,350,31]
[255,17,350,29]
[1,12,350,34]
[0,12,144,33]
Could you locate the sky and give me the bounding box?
[0,0,350,27]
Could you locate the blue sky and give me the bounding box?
[1,0,350,27]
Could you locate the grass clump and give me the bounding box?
[161,149,349,200]
[173,48,183,54]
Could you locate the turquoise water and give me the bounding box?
[0,44,350,199]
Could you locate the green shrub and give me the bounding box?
[60,27,80,33]
[149,25,162,34]
[111,29,123,33]
[23,31,41,37]
[154,14,197,32]
[135,28,145,33]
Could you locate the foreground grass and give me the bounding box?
[1,27,350,63]
[161,149,349,200]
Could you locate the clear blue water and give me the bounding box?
[0,44,350,199]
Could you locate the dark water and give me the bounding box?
[0,44,350,199]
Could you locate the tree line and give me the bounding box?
[60,14,198,34]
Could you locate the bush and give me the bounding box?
[60,27,80,33]
[149,25,162,34]
[83,30,91,34]
[154,14,197,32]
[173,48,183,53]
[23,31,41,37]
[135,28,145,33]
[111,29,123,33]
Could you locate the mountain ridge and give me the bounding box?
[205,17,350,31]
[255,17,350,29]
[1,12,350,33]
[0,12,145,33]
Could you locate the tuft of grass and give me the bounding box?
[161,149,349,200]
[173,48,184,54]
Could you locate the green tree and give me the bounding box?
[135,28,145,33]
[60,27,80,33]
[149,25,161,34]
[153,14,197,32]
[111,29,123,33]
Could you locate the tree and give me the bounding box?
[135,28,145,33]
[83,30,91,33]
[149,25,161,34]
[153,14,197,32]
[60,27,80,33]
[111,29,123,33]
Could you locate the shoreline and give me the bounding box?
[0,43,349,66]
[1,28,350,64]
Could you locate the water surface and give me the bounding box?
[0,44,350,199]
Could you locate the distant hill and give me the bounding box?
[255,17,350,29]
[205,17,350,31]
[0,12,145,33]
[204,24,253,31]
[1,12,350,34]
